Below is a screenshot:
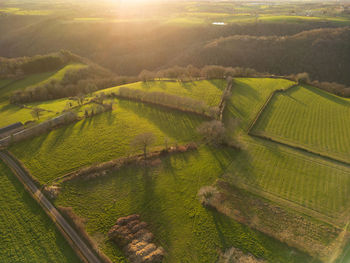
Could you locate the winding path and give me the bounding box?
[0,151,102,263]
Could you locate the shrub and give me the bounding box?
[198,186,219,207]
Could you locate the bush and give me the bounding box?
[198,186,219,207]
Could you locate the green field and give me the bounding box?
[0,72,56,102]
[28,63,87,89]
[223,136,350,219]
[0,65,88,127]
[99,79,226,107]
[0,160,80,263]
[10,98,206,183]
[223,78,295,129]
[258,15,350,24]
[252,85,350,162]
[0,72,63,127]
[55,146,312,263]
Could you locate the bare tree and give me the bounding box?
[295,72,310,84]
[138,70,155,82]
[31,107,44,120]
[131,132,156,159]
[197,120,226,145]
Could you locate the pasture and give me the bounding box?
[99,79,226,107]
[223,136,350,220]
[223,78,295,129]
[55,146,312,263]
[0,72,63,126]
[0,161,79,263]
[252,85,350,163]
[0,72,56,101]
[10,99,206,183]
[28,63,87,89]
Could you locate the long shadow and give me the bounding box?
[180,81,194,91]
[208,79,225,91]
[304,85,350,107]
[118,99,205,141]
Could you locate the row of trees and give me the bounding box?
[138,65,262,82]
[10,68,137,103]
[117,87,218,118]
[290,72,350,97]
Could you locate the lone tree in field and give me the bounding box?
[31,107,43,120]
[131,132,156,159]
[197,120,226,146]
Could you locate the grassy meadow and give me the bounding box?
[29,63,87,88]
[55,146,313,263]
[99,79,226,107]
[0,64,88,127]
[252,85,350,162]
[0,72,56,102]
[0,72,61,126]
[0,160,80,263]
[10,98,206,183]
[223,136,350,220]
[224,78,295,129]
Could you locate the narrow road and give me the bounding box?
[0,151,102,263]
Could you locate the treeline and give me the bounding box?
[0,50,81,78]
[292,72,350,97]
[177,27,350,86]
[116,87,218,118]
[10,72,137,103]
[139,65,264,81]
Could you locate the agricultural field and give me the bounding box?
[223,78,295,129]
[258,15,350,25]
[223,136,350,220]
[0,72,56,101]
[0,72,62,126]
[27,63,87,89]
[99,80,226,107]
[252,85,350,163]
[0,64,89,127]
[10,98,206,183]
[0,160,80,263]
[55,146,313,263]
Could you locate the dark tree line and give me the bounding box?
[139,65,263,82]
[10,64,138,103]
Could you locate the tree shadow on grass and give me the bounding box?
[118,99,205,141]
[180,81,195,91]
[208,79,226,91]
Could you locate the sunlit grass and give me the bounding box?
[0,161,80,263]
[253,85,350,162]
[99,79,226,107]
[29,63,87,88]
[55,146,312,263]
[223,78,295,129]
[10,98,206,183]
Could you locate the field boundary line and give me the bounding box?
[221,176,345,230]
[243,137,350,174]
[0,150,103,263]
[246,83,298,133]
[249,132,350,167]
